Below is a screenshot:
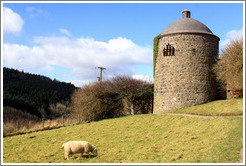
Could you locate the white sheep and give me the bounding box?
[62,141,98,160]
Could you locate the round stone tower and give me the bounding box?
[154,9,220,114]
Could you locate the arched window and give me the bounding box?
[164,43,175,56]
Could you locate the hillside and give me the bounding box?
[173,98,243,116]
[3,99,243,163]
[3,67,77,119]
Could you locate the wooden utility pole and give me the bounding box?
[97,67,106,82]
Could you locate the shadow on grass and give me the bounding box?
[70,154,97,160]
[81,154,97,158]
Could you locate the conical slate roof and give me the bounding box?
[161,10,214,36]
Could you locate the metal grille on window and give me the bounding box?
[164,43,175,56]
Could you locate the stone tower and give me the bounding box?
[154,10,220,114]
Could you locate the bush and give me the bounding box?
[213,38,243,89]
[71,76,153,122]
[71,82,122,121]
[48,102,71,118]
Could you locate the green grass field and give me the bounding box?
[3,99,243,163]
[173,98,243,116]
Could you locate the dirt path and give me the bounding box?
[165,113,243,118]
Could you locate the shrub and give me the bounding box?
[71,81,122,121]
[48,102,71,118]
[213,38,243,90]
[71,76,153,121]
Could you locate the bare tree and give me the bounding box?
[107,76,153,115]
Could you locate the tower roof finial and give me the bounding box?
[182,9,191,18]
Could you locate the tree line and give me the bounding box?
[3,67,76,119]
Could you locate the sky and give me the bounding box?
[1,1,244,87]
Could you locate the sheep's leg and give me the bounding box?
[64,148,72,160]
[65,152,69,160]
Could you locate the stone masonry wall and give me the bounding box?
[154,33,219,114]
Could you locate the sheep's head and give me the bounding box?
[92,148,98,156]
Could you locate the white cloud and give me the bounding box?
[59,28,71,37]
[68,79,95,87]
[3,7,24,34]
[220,28,243,51]
[25,7,35,12]
[25,7,47,19]
[132,75,153,83]
[3,35,153,86]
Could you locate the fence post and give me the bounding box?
[78,114,80,124]
[17,120,19,131]
[62,115,64,125]
[42,118,44,129]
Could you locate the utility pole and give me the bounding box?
[97,67,106,82]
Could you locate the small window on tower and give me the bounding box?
[163,43,175,56]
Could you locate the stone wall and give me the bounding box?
[154,33,219,114]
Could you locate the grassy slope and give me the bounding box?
[3,99,243,163]
[173,98,243,116]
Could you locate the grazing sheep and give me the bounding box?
[62,141,98,160]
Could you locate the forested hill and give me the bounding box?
[3,67,77,119]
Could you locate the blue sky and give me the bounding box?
[2,2,244,87]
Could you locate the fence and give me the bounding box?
[3,114,87,137]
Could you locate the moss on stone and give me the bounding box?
[153,34,160,77]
